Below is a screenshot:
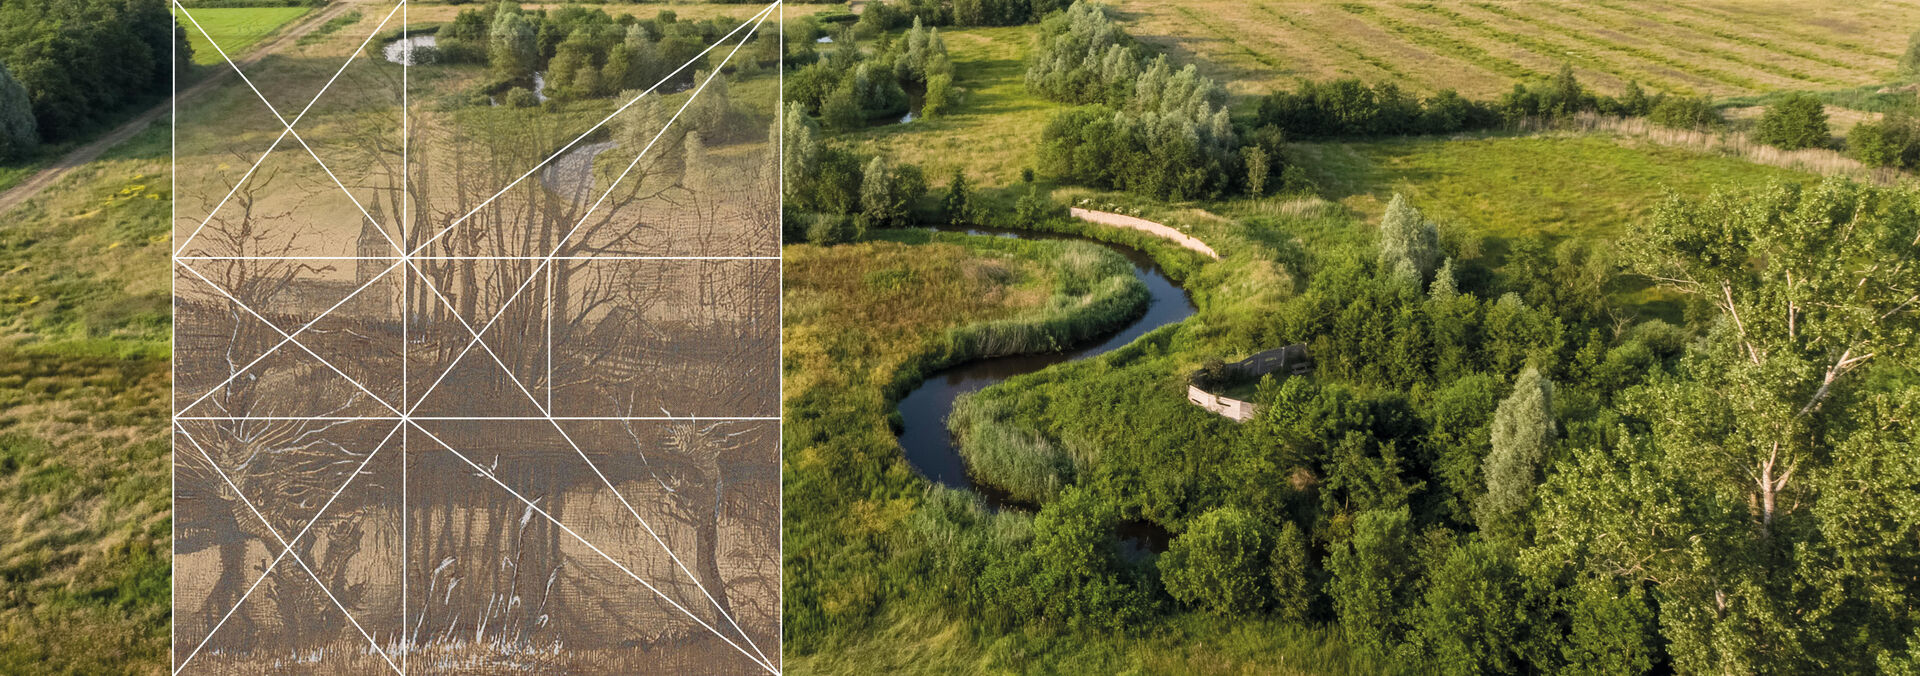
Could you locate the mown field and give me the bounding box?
[171,6,313,65]
[1110,0,1919,99]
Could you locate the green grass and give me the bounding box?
[0,120,170,676]
[1289,133,1816,242]
[0,162,40,194]
[295,8,361,46]
[838,25,1062,185]
[172,6,311,65]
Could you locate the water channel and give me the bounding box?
[895,225,1198,553]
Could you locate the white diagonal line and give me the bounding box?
[409,422,779,674]
[173,420,405,675]
[403,258,549,415]
[545,418,774,667]
[173,1,405,258]
[175,259,405,415]
[176,262,402,416]
[172,0,406,257]
[407,9,770,413]
[405,0,780,258]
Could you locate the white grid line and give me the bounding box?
[399,1,409,669]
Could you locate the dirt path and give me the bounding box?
[0,2,357,216]
[1069,207,1220,259]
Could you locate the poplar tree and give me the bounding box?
[0,63,34,161]
[1378,193,1441,282]
[1474,366,1554,537]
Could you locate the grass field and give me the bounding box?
[1109,0,1918,99]
[172,6,313,65]
[0,121,170,675]
[1287,133,1816,242]
[837,26,1064,186]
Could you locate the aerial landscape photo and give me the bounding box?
[0,0,1915,674]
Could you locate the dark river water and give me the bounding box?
[894,226,1198,552]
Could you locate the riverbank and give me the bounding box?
[897,225,1194,507]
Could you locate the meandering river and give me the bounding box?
[895,225,1197,550]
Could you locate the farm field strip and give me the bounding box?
[1533,2,1848,87]
[1644,0,1896,63]
[1165,4,1295,89]
[1370,1,1630,95]
[1110,1,1916,101]
[1586,1,1859,72]
[1336,3,1532,82]
[1400,2,1672,95]
[1297,4,1495,88]
[1462,2,1759,93]
[1247,4,1408,82]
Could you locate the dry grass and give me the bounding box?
[1105,0,1920,98]
[1528,113,1902,184]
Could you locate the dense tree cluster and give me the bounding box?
[781,102,928,242]
[1028,2,1250,199]
[788,18,952,129]
[435,4,777,103]
[1256,79,1499,138]
[1257,67,1672,140]
[0,0,186,144]
[855,0,1067,32]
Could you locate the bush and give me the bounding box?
[1013,183,1062,227]
[1753,92,1830,150]
[501,87,538,108]
[1161,507,1273,616]
[923,72,954,118]
[1848,111,1920,169]
[1648,96,1720,130]
[806,213,862,245]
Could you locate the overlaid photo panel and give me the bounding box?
[0,0,1917,675]
[169,0,780,673]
